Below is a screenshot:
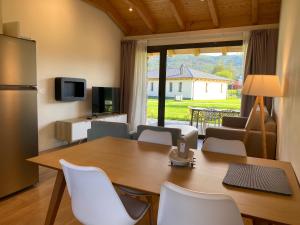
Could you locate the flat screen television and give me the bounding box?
[92,87,120,114]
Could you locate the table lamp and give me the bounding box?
[242,75,282,158]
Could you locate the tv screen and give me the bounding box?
[92,87,120,114]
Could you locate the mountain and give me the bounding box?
[147,54,244,81]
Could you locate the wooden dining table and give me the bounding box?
[28,136,300,225]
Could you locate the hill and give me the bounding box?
[147,54,244,81]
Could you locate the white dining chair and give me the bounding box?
[158,182,244,225]
[138,129,172,146]
[59,159,150,225]
[202,137,247,156]
[119,129,172,225]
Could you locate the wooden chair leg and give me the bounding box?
[45,171,66,225]
[146,195,154,225]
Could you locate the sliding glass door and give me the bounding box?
[146,49,166,126]
[146,52,160,126]
[146,41,244,134]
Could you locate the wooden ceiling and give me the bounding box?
[83,0,281,36]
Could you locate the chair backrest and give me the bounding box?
[136,125,181,145]
[138,129,172,146]
[59,159,135,225]
[158,182,244,225]
[87,121,130,141]
[202,137,247,156]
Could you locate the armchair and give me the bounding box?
[205,115,277,159]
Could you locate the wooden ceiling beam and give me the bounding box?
[168,0,187,31]
[82,0,130,34]
[207,0,219,27]
[252,0,259,25]
[123,0,156,33]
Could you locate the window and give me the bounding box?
[146,41,244,128]
[178,82,182,92]
[151,82,154,91]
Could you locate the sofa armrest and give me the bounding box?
[222,116,248,129]
[205,127,245,141]
[183,130,198,149]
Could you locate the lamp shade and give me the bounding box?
[242,75,282,97]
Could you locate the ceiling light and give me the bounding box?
[129,7,133,12]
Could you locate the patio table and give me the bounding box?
[189,107,240,131]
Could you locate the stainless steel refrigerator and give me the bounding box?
[0,35,38,198]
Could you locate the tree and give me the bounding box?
[211,64,225,74]
[215,70,235,80]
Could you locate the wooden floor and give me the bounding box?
[0,165,252,225]
[0,166,158,225]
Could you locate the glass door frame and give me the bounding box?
[147,40,243,127]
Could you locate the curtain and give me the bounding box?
[240,29,279,117]
[242,31,250,72]
[129,40,148,131]
[120,40,137,115]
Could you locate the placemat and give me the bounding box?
[223,163,293,195]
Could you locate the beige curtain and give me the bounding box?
[241,29,279,117]
[120,40,137,117]
[129,40,148,131]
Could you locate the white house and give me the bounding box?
[147,64,230,100]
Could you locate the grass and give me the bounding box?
[147,97,241,121]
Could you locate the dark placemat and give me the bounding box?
[223,163,293,196]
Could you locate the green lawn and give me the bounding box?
[147,98,241,121]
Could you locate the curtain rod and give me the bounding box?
[123,24,279,41]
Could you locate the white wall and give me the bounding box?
[147,79,193,99]
[147,79,228,100]
[2,0,123,151]
[274,0,300,182]
[165,80,192,99]
[193,81,227,100]
[148,80,159,97]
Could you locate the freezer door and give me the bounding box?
[0,35,36,85]
[0,90,38,198]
